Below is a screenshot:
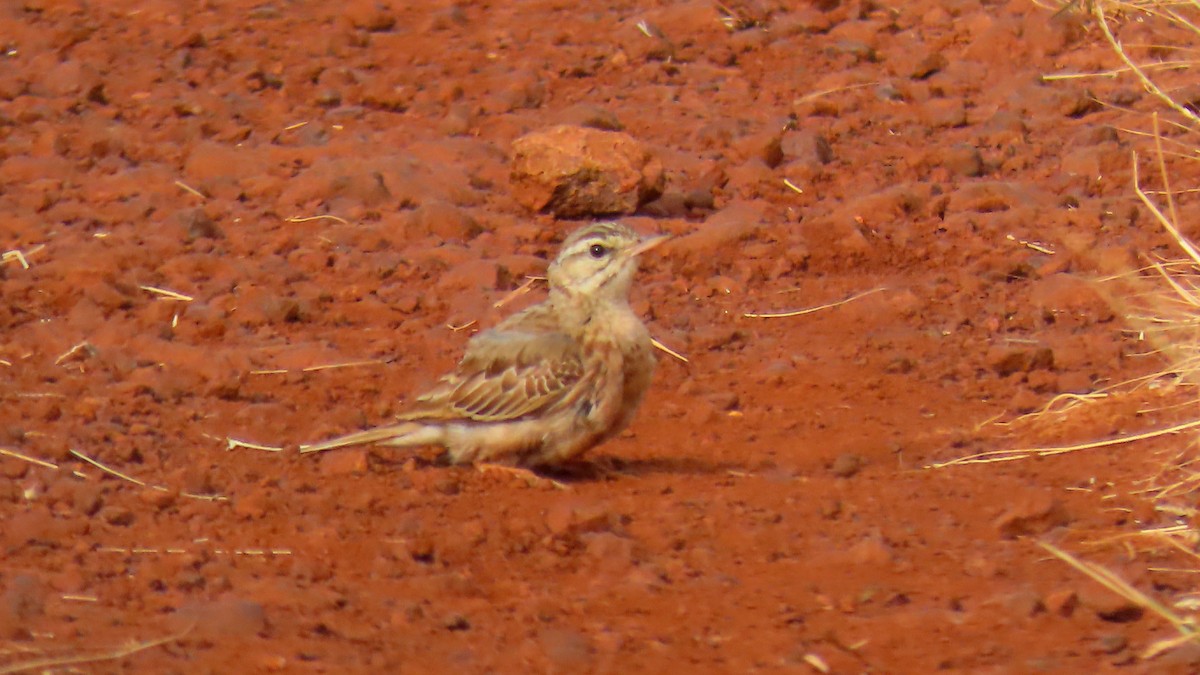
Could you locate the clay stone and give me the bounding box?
[509,125,664,217]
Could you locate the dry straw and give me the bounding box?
[986,0,1200,661]
[955,1,1200,468]
[743,286,887,319]
[1040,542,1198,659]
[0,626,191,674]
[1,445,227,501]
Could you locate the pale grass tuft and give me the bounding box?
[1091,2,1200,128]
[954,1,1200,661]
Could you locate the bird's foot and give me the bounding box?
[579,455,630,481]
[474,463,569,491]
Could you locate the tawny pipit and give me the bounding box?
[300,222,665,468]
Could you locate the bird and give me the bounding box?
[300,221,667,473]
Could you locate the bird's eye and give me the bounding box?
[588,243,608,259]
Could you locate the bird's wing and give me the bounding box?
[400,322,590,423]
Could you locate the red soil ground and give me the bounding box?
[4,0,1200,672]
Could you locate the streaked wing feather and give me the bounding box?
[400,323,587,423]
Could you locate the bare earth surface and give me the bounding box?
[5,0,1200,672]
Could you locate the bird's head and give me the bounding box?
[547,222,667,305]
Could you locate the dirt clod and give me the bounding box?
[510,125,664,217]
[993,492,1070,539]
[829,453,863,478]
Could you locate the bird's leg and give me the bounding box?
[473,463,569,490]
[584,454,629,480]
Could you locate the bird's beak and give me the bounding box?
[628,234,670,258]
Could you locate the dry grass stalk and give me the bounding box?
[285,214,349,225]
[927,417,1200,468]
[53,341,93,365]
[1093,2,1200,127]
[173,180,205,200]
[96,545,293,556]
[744,287,887,319]
[302,359,383,373]
[650,337,689,364]
[0,626,190,675]
[996,391,1110,423]
[1,249,29,269]
[225,437,283,453]
[801,652,831,673]
[493,275,546,310]
[69,448,150,487]
[793,82,877,106]
[1043,59,1197,82]
[1013,0,1200,661]
[69,448,228,501]
[1040,542,1198,659]
[0,446,59,470]
[139,285,194,302]
[1006,233,1056,254]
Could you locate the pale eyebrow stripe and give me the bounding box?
[567,226,618,247]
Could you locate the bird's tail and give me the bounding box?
[298,422,440,454]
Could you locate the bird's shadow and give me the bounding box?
[538,454,752,484]
[365,450,754,485]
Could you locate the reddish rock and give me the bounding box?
[935,143,985,177]
[582,532,636,571]
[99,505,135,526]
[918,98,968,128]
[993,492,1070,539]
[437,101,473,136]
[510,125,664,217]
[990,345,1055,376]
[403,201,483,242]
[1079,586,1145,624]
[1045,588,1078,617]
[781,129,834,166]
[731,130,784,168]
[847,534,894,566]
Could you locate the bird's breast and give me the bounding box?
[577,309,655,431]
